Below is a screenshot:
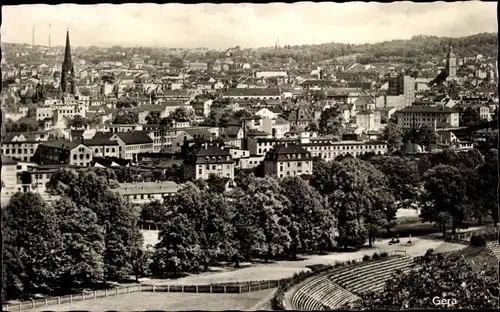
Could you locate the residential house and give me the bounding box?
[263,143,313,178]
[184,141,235,181]
[1,132,50,162]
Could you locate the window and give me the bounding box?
[95,148,99,153]
[80,154,84,160]
[212,165,216,170]
[86,154,90,159]
[16,165,22,170]
[73,154,77,160]
[198,169,202,174]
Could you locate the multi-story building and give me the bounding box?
[394,106,460,131]
[302,139,388,160]
[32,140,94,167]
[184,141,235,181]
[263,143,313,178]
[1,132,50,162]
[115,181,179,205]
[355,110,382,132]
[28,107,53,121]
[386,73,415,108]
[109,131,154,161]
[1,156,39,206]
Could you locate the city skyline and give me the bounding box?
[2,2,498,49]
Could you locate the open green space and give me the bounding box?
[27,289,273,312]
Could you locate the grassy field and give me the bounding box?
[28,289,274,311]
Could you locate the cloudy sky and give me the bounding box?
[2,2,497,49]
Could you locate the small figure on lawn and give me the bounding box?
[407,234,412,245]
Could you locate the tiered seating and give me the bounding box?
[487,242,500,260]
[291,274,359,310]
[329,256,414,294]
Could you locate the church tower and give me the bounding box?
[446,44,457,79]
[61,30,75,94]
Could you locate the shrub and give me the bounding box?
[380,252,388,258]
[470,235,486,247]
[363,255,371,261]
[372,253,380,260]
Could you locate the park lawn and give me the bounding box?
[27,289,274,311]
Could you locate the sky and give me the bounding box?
[1,2,498,49]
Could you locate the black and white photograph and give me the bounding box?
[1,1,499,311]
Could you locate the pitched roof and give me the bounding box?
[2,155,18,165]
[222,126,242,137]
[222,88,281,97]
[40,139,81,150]
[183,128,217,140]
[115,131,153,145]
[266,144,311,161]
[397,106,458,114]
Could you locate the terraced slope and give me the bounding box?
[289,256,414,310]
[291,275,359,310]
[486,242,500,260]
[329,256,414,295]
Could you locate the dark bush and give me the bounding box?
[380,252,388,258]
[372,253,380,260]
[363,255,370,261]
[470,235,486,247]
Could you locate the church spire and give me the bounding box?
[61,30,75,94]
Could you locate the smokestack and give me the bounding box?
[48,24,51,47]
[32,27,35,48]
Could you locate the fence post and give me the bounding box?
[248,285,251,292]
[105,289,108,297]
[196,285,198,293]
[153,284,156,292]
[31,299,35,308]
[224,286,227,293]
[167,285,170,292]
[19,302,22,310]
[210,285,212,293]
[182,285,184,293]
[57,297,61,305]
[70,295,73,303]
[94,291,97,299]
[139,284,142,292]
[45,299,48,306]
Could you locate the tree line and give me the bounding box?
[2,147,497,300]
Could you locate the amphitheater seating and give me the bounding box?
[291,274,359,310]
[329,256,414,295]
[290,256,414,310]
[487,242,500,260]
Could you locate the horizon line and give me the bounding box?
[2,31,496,51]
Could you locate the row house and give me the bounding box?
[264,144,313,178]
[184,141,235,181]
[1,132,50,162]
[83,135,120,158]
[115,181,179,205]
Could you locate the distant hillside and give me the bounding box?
[259,33,497,65]
[2,32,496,67]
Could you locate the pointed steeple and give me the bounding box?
[61,30,75,94]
